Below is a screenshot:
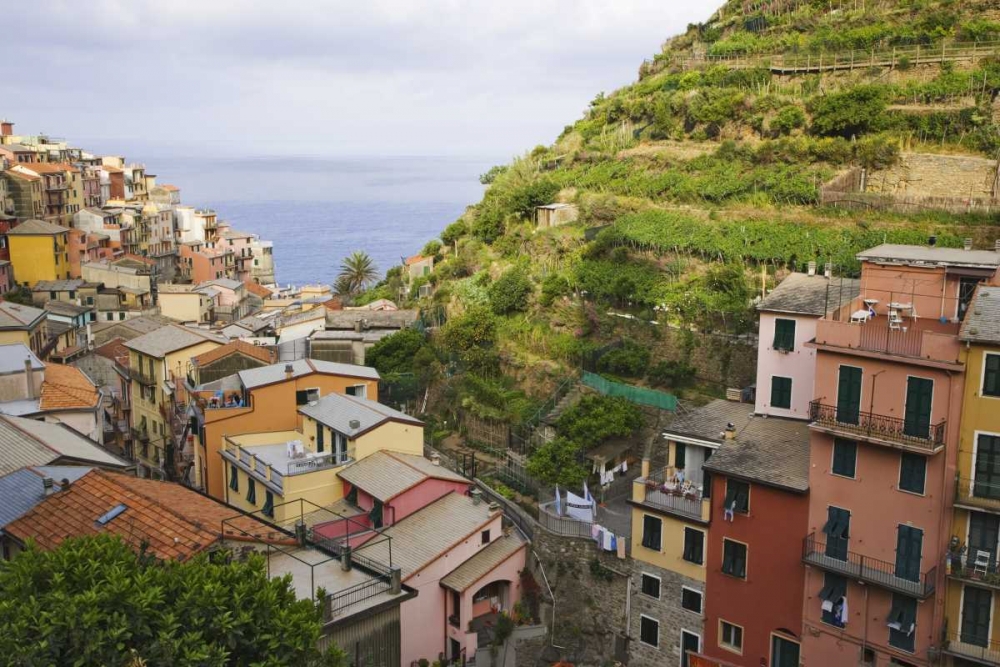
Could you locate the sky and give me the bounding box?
[1,1,711,158]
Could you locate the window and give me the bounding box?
[985,354,1000,398]
[262,491,274,518]
[674,443,686,470]
[641,515,662,551]
[771,635,800,667]
[837,365,863,425]
[903,377,933,438]
[346,384,367,398]
[639,616,659,648]
[316,426,324,453]
[346,485,358,505]
[961,585,993,648]
[369,499,383,529]
[640,573,660,599]
[229,464,239,492]
[773,318,795,351]
[894,525,923,583]
[819,572,848,627]
[969,513,999,569]
[683,527,704,565]
[898,454,926,494]
[770,376,792,409]
[294,388,319,405]
[887,594,917,652]
[724,479,749,515]
[832,438,857,478]
[823,506,850,561]
[975,433,1000,500]
[719,620,743,654]
[481,529,491,545]
[681,587,702,614]
[721,539,747,579]
[246,478,256,505]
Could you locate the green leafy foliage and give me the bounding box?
[555,394,642,445]
[440,306,499,373]
[809,86,887,138]
[525,437,589,487]
[487,268,533,315]
[596,340,651,378]
[366,328,428,375]
[539,273,571,307]
[440,219,468,246]
[0,535,345,667]
[770,105,806,136]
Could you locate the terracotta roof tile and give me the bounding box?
[39,364,101,411]
[4,470,282,560]
[245,282,272,299]
[192,339,276,367]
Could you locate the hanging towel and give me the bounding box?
[821,600,834,613]
[610,535,617,552]
[621,460,628,473]
[837,596,849,625]
[591,523,601,540]
[554,485,562,515]
[603,531,614,551]
[616,538,626,559]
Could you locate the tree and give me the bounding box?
[336,251,378,296]
[525,437,589,487]
[0,534,345,667]
[366,328,427,376]
[487,268,533,315]
[809,86,886,138]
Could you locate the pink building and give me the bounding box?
[219,227,255,284]
[801,244,1000,667]
[179,241,235,284]
[755,271,859,419]
[68,228,114,278]
[195,278,248,322]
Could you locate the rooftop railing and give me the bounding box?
[808,400,946,453]
[803,532,936,599]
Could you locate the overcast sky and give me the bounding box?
[2,1,711,158]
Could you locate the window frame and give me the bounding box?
[770,375,793,410]
[898,453,926,495]
[718,619,744,655]
[983,353,1000,399]
[831,438,858,479]
[721,538,748,580]
[724,479,750,515]
[639,614,660,649]
[683,526,705,565]
[481,529,491,545]
[641,514,663,552]
[769,633,801,667]
[640,573,661,600]
[773,318,796,352]
[680,586,703,614]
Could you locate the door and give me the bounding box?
[894,525,923,583]
[824,506,850,561]
[837,366,862,425]
[904,377,933,438]
[450,638,462,664]
[680,631,700,667]
[961,586,993,648]
[975,434,1000,499]
[968,513,1000,571]
[685,446,706,487]
[771,635,800,667]
[959,277,982,320]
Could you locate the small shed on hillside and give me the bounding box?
[534,203,579,229]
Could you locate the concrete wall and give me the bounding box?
[754,312,818,419]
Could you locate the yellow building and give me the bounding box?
[158,285,216,324]
[0,301,48,357]
[944,285,1000,664]
[8,219,70,286]
[220,391,423,523]
[123,324,226,479]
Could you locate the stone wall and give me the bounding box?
[867,153,997,199]
[628,564,704,667]
[645,328,758,390]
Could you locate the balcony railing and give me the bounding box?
[955,477,1000,514]
[286,452,352,475]
[130,425,150,442]
[131,367,156,386]
[808,400,946,453]
[633,467,709,522]
[946,552,1000,589]
[803,532,936,599]
[943,632,1000,665]
[814,316,961,365]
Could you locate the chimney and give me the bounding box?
[340,545,352,572]
[430,452,441,466]
[24,357,35,399]
[284,363,293,380]
[964,238,974,251]
[641,457,650,478]
[389,566,402,595]
[929,235,938,247]
[488,502,501,512]
[824,263,832,279]
[349,419,360,430]
[723,422,737,440]
[354,319,362,333]
[0,121,12,137]
[42,477,55,496]
[471,488,482,505]
[995,239,1000,253]
[807,261,816,277]
[294,520,307,547]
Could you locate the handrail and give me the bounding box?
[944,630,1000,663]
[803,532,936,598]
[955,476,1000,512]
[809,400,946,452]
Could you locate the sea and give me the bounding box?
[116,153,500,286]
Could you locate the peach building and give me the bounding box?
[801,243,1000,667]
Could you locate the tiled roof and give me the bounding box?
[325,309,418,330]
[93,338,129,365]
[440,532,526,592]
[338,450,467,502]
[0,343,43,374]
[238,358,378,389]
[684,402,812,492]
[8,219,67,236]
[124,324,226,358]
[404,255,429,266]
[0,466,92,529]
[32,279,84,292]
[192,340,275,367]
[0,414,128,476]
[961,286,1000,345]
[858,244,1000,269]
[758,274,860,316]
[2,169,40,182]
[299,391,421,438]
[90,316,173,340]
[0,301,46,328]
[3,470,277,560]
[39,364,100,411]
[663,399,757,445]
[45,301,92,317]
[246,282,273,299]
[19,161,79,174]
[197,278,242,291]
[354,492,497,580]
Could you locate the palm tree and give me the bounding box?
[336,251,378,295]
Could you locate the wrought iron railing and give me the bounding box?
[944,631,1000,663]
[537,502,593,539]
[955,477,1000,513]
[803,532,936,599]
[808,401,946,452]
[945,551,1000,586]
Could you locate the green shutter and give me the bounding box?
[894,525,923,583]
[247,478,256,505]
[985,355,1000,397]
[961,586,993,647]
[229,464,239,492]
[975,434,1000,499]
[904,377,934,438]
[899,454,926,494]
[263,491,274,518]
[771,376,792,409]
[836,366,862,425]
[832,439,857,478]
[774,319,796,351]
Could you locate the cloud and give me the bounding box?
[0,1,712,156]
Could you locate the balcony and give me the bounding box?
[808,401,946,454]
[131,367,157,387]
[943,632,1000,666]
[946,552,1000,590]
[130,425,150,443]
[813,312,961,367]
[803,532,936,599]
[632,467,710,523]
[955,477,1000,515]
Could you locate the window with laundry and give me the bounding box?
[887,594,917,652]
[819,572,848,627]
[683,527,704,565]
[724,479,750,515]
[721,539,747,579]
[640,574,660,599]
[898,453,926,494]
[639,616,659,648]
[719,620,743,654]
[831,438,857,478]
[642,515,662,551]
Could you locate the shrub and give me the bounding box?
[556,394,643,443]
[441,306,498,372]
[525,437,589,487]
[648,359,696,388]
[809,86,887,138]
[539,273,571,307]
[596,340,651,378]
[421,240,442,257]
[366,328,427,375]
[770,105,806,136]
[440,219,468,246]
[480,165,508,185]
[487,268,533,315]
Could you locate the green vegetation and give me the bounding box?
[488,267,533,315]
[335,250,379,297]
[0,535,344,667]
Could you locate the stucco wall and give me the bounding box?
[754,311,818,419]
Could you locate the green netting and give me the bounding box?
[582,371,677,411]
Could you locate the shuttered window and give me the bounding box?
[887,594,917,652]
[823,506,851,560]
[229,463,239,492]
[898,454,926,494]
[819,572,848,627]
[832,439,857,478]
[316,426,324,454]
[894,525,923,583]
[642,515,662,551]
[640,574,660,599]
[773,319,796,351]
[246,478,257,505]
[683,527,704,565]
[639,616,659,648]
[724,480,750,514]
[984,354,1000,397]
[770,376,792,409]
[263,491,274,518]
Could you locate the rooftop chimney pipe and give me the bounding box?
[929,235,938,247]
[964,238,974,251]
[807,261,817,277]
[24,357,35,399]
[723,422,737,440]
[42,477,55,496]
[284,363,293,380]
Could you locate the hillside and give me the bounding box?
[360,0,1000,471]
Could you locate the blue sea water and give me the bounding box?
[128,154,499,286]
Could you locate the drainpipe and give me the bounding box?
[931,369,958,657]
